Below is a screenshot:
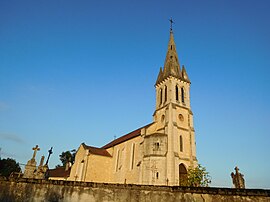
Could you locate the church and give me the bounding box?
[67,27,198,186]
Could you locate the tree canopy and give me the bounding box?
[0,158,21,177]
[57,149,76,168]
[185,164,211,187]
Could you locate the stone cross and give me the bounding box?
[231,166,245,188]
[32,145,40,160]
[45,147,53,165]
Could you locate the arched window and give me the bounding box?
[154,142,160,151]
[164,86,167,102]
[180,136,183,152]
[130,143,135,170]
[161,115,165,122]
[181,87,185,103]
[116,150,120,172]
[176,85,179,101]
[160,88,163,105]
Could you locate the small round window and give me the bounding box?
[179,114,184,121]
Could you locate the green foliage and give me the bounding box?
[0,158,21,177]
[58,149,76,167]
[186,164,211,187]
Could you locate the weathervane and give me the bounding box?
[169,17,174,31]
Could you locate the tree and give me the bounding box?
[186,164,211,187]
[58,149,76,167]
[0,158,21,177]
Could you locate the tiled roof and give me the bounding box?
[48,167,70,178]
[102,123,152,149]
[82,143,112,157]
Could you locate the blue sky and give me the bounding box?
[0,0,269,188]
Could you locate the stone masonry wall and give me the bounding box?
[0,178,269,202]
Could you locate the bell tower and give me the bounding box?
[152,26,197,185]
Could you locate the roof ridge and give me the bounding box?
[102,123,153,149]
[82,143,112,157]
[82,143,104,150]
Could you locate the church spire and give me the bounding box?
[163,30,181,80]
[156,20,188,86]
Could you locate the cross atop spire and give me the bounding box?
[169,17,174,32]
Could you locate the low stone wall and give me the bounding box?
[0,178,269,202]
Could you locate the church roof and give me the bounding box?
[82,143,112,157]
[102,123,152,149]
[48,167,70,178]
[155,30,190,85]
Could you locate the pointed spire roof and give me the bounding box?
[155,67,164,86]
[156,28,191,85]
[181,65,190,83]
[162,30,182,80]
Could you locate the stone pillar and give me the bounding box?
[35,156,48,179]
[23,145,40,179]
[23,158,37,179]
[166,104,175,185]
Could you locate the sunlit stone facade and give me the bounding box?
[68,30,197,186]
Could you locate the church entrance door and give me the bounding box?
[179,163,187,186]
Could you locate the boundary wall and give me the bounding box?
[0,178,269,202]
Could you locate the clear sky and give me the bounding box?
[0,0,269,189]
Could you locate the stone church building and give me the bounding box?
[68,29,198,186]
